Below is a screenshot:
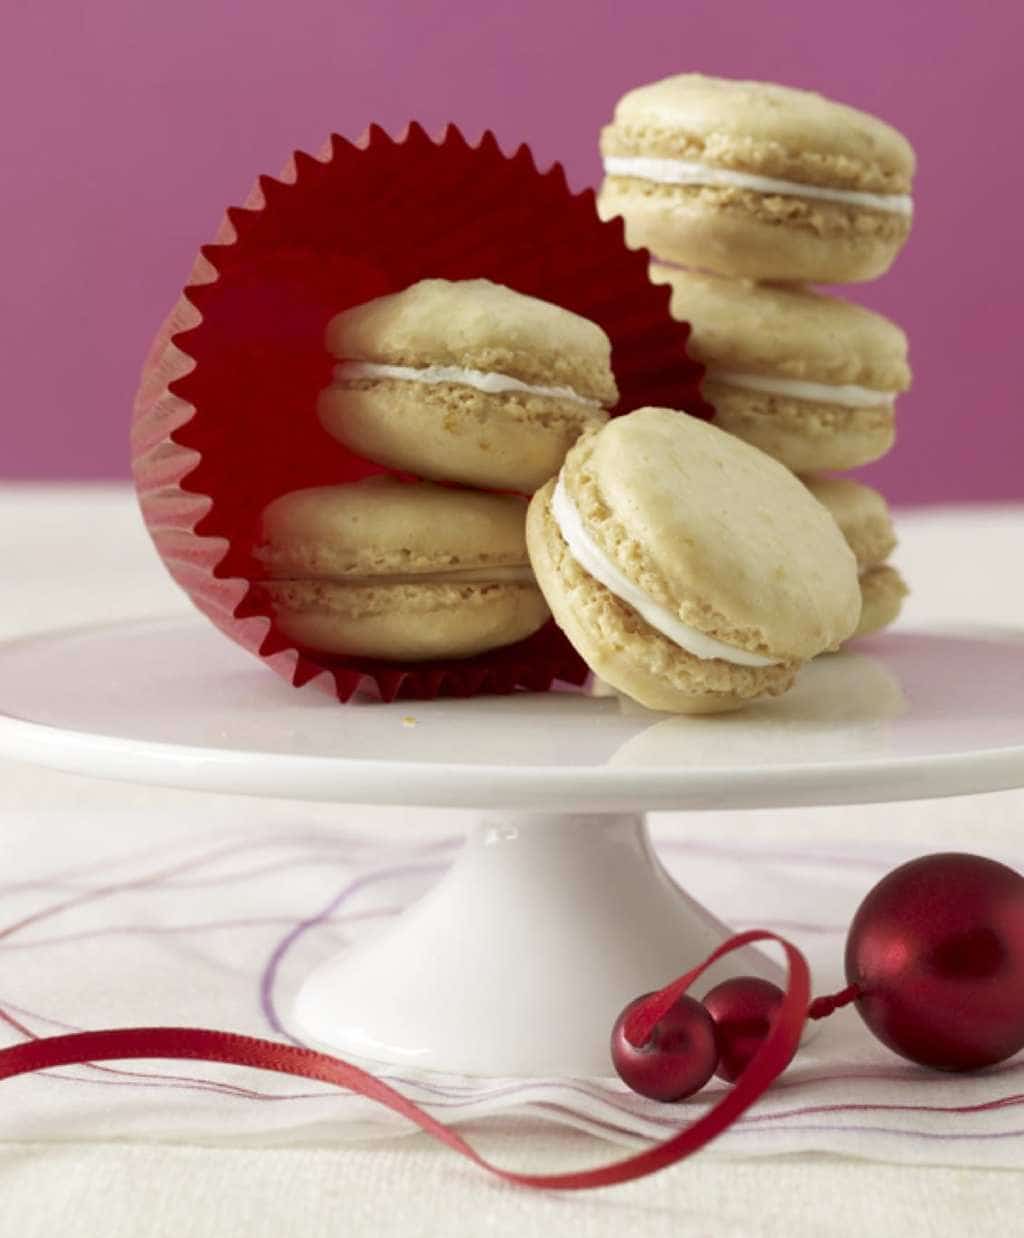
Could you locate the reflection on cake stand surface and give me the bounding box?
[0,617,1022,1077]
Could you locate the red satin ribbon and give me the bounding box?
[0,930,809,1190]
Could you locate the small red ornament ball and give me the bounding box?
[846,852,1024,1071]
[611,992,719,1101]
[702,977,786,1082]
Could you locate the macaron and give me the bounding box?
[804,476,908,638]
[856,567,908,639]
[318,278,617,493]
[599,74,915,283]
[254,478,548,661]
[526,408,861,714]
[651,266,910,473]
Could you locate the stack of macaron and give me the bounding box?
[252,77,917,714]
[254,277,619,662]
[598,73,913,637]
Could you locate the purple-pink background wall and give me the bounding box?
[2,2,1019,503]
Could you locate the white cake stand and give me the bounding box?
[1,617,1023,1077]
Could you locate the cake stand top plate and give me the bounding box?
[0,617,1022,812]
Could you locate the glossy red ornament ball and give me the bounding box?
[846,852,1024,1071]
[702,977,786,1082]
[611,992,719,1101]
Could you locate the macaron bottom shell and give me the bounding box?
[706,381,895,473]
[597,178,909,284]
[526,481,799,715]
[259,578,550,662]
[317,380,607,494]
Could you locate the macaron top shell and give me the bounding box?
[804,476,897,567]
[326,278,618,405]
[602,73,915,194]
[257,477,531,579]
[561,409,861,660]
[651,266,911,391]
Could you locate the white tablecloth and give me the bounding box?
[2,485,1024,1237]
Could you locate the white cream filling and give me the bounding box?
[706,370,896,409]
[551,477,778,668]
[603,156,913,216]
[281,565,537,587]
[335,361,603,409]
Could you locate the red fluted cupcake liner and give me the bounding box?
[131,123,709,702]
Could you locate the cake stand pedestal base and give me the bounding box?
[293,811,782,1077]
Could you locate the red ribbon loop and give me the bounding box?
[0,930,809,1190]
